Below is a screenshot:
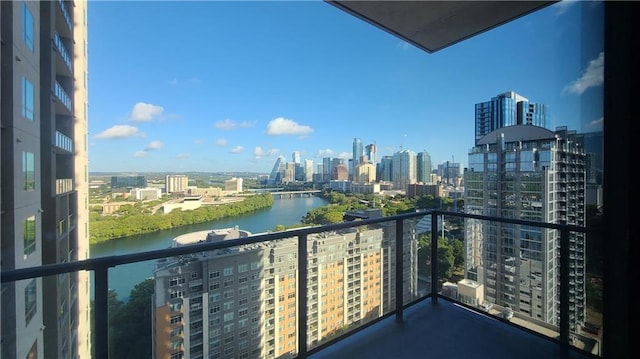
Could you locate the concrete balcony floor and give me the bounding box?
[310,298,594,359]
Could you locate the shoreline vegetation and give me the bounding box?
[89,193,274,244]
[88,189,461,244]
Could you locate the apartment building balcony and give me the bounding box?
[2,210,604,359]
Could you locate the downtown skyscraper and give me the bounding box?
[474,91,549,143]
[1,1,91,358]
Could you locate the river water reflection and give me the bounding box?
[90,196,328,300]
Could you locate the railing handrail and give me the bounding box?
[0,209,594,359]
[0,209,589,283]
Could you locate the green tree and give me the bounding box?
[109,279,154,359]
[417,234,455,282]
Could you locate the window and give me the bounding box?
[223,312,234,322]
[223,267,233,276]
[223,323,234,333]
[170,315,182,324]
[209,270,220,279]
[223,301,234,310]
[238,263,248,273]
[209,292,220,302]
[22,152,35,191]
[170,290,183,299]
[23,215,36,256]
[22,77,34,121]
[170,276,185,286]
[22,3,34,51]
[25,279,37,325]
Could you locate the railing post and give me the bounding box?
[297,233,308,358]
[395,219,404,321]
[430,212,439,303]
[94,263,110,359]
[559,228,570,354]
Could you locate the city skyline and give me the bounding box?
[88,1,603,173]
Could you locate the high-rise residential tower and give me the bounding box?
[464,125,586,331]
[166,174,189,194]
[391,150,417,192]
[474,91,548,144]
[416,151,432,184]
[152,219,419,359]
[1,1,91,358]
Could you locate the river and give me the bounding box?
[89,196,328,300]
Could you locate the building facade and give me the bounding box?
[225,178,243,193]
[0,1,91,358]
[464,125,586,331]
[152,222,419,359]
[166,175,189,194]
[110,175,147,189]
[474,91,549,143]
[391,150,417,192]
[131,187,163,201]
[416,151,432,184]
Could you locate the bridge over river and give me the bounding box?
[271,190,321,199]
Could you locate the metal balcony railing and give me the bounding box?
[1,210,590,359]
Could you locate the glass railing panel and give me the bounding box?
[53,33,72,71]
[117,229,288,359]
[571,207,604,356]
[306,222,389,352]
[56,178,73,194]
[438,213,595,356]
[54,82,72,111]
[55,130,74,152]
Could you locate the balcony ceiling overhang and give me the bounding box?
[327,1,557,53]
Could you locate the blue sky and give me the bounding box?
[87,0,604,174]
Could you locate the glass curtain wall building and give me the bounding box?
[464,125,586,331]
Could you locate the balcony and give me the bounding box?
[1,210,599,359]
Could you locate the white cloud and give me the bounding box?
[553,0,577,16]
[315,149,334,158]
[266,117,314,136]
[215,138,228,146]
[145,140,164,151]
[239,120,257,128]
[176,153,190,159]
[253,146,280,159]
[396,41,412,51]
[129,102,164,122]
[214,118,257,130]
[215,118,236,130]
[563,52,604,95]
[193,139,203,145]
[229,146,244,154]
[337,152,351,160]
[134,151,147,158]
[588,116,604,130]
[94,125,144,139]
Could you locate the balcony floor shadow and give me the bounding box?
[309,298,594,359]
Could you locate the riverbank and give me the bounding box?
[89,193,273,244]
[90,196,329,299]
